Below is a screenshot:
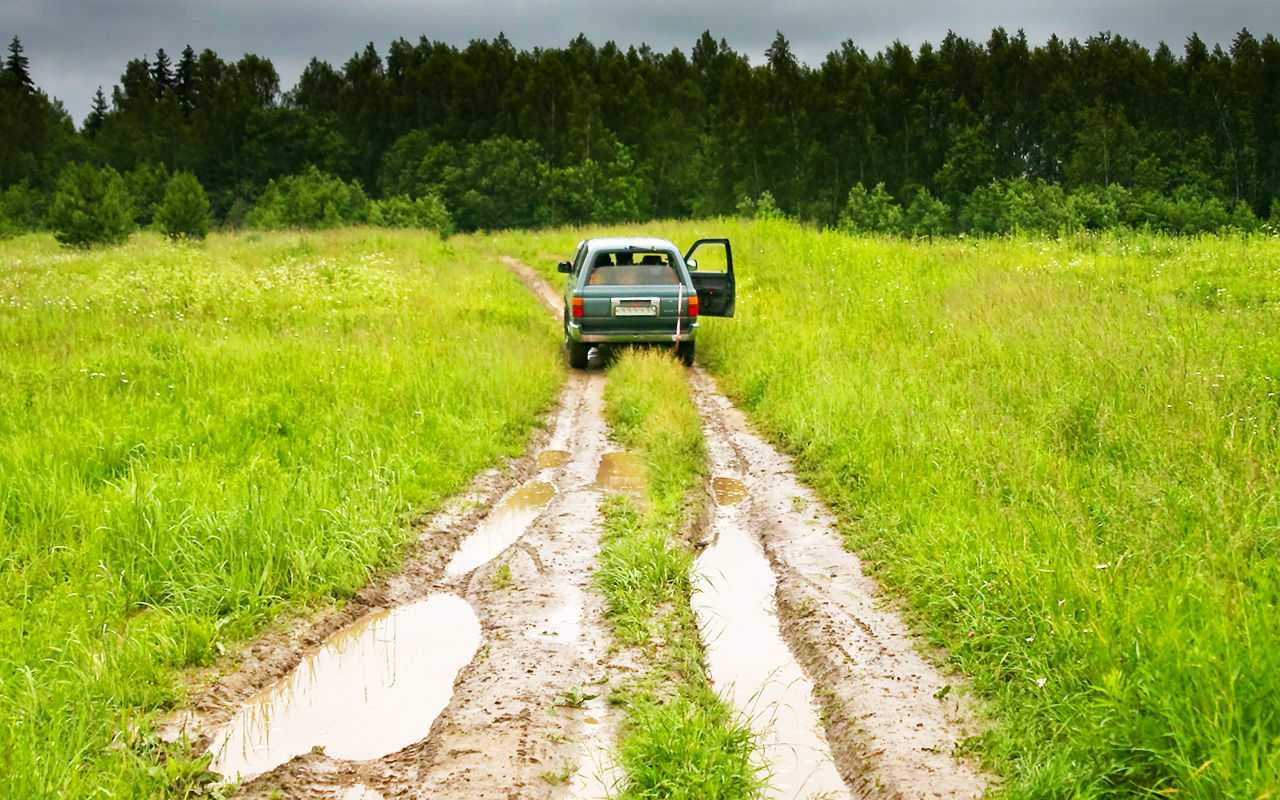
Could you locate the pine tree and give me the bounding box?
[85,86,108,136]
[156,171,211,239]
[4,36,34,93]
[151,48,174,96]
[176,45,197,114]
[48,163,136,247]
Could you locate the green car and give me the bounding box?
[558,237,735,368]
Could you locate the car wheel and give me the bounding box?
[677,340,695,367]
[567,339,590,369]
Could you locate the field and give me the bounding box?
[2,223,1279,798]
[0,230,561,796]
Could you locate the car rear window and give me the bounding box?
[586,250,681,286]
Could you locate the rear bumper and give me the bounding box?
[566,321,697,344]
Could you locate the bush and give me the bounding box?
[247,166,369,229]
[155,172,212,240]
[368,193,454,236]
[901,187,950,237]
[0,181,45,237]
[125,162,170,226]
[840,182,902,234]
[48,163,135,248]
[752,190,786,221]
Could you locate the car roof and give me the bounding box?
[584,236,680,252]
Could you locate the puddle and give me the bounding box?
[207,594,481,781]
[712,476,748,505]
[538,449,571,469]
[692,512,847,798]
[593,452,646,494]
[445,481,555,577]
[339,785,384,800]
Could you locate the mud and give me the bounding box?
[444,481,555,577]
[693,487,848,799]
[711,475,748,505]
[208,594,481,781]
[689,368,991,799]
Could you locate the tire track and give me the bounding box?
[689,368,990,799]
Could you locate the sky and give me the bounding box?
[4,0,1279,124]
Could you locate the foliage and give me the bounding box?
[155,171,212,239]
[368,193,454,236]
[125,161,171,225]
[0,228,561,797]
[47,162,135,247]
[0,180,45,236]
[246,166,370,229]
[840,182,903,234]
[901,187,951,237]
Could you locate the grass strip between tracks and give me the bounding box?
[596,349,761,799]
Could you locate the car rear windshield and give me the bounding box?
[586,250,681,286]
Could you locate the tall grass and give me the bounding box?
[598,350,760,799]
[502,221,1280,797]
[0,229,561,797]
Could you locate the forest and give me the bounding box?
[2,27,1280,236]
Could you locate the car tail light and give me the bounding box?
[571,296,584,319]
[687,294,699,319]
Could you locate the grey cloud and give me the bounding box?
[4,0,1279,124]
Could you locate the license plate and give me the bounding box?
[615,305,656,317]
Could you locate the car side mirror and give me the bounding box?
[686,258,698,270]
[557,261,572,274]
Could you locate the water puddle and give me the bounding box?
[339,785,384,800]
[445,481,555,577]
[207,594,481,781]
[594,452,646,494]
[712,476,748,505]
[538,449,571,469]
[692,509,847,798]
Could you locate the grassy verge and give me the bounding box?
[498,220,1280,797]
[0,228,562,797]
[597,349,760,799]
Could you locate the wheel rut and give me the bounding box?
[688,368,990,799]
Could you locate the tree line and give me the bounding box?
[3,27,1280,241]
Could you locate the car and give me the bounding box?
[557,236,735,368]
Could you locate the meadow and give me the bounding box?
[500,221,1280,798]
[0,229,561,796]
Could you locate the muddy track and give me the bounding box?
[505,256,990,799]
[688,370,990,799]
[165,365,631,799]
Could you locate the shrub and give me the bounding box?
[368,193,454,236]
[901,187,950,237]
[247,166,369,229]
[155,172,212,240]
[752,190,786,221]
[1226,200,1259,233]
[0,181,45,237]
[47,163,135,248]
[124,162,170,226]
[840,182,902,234]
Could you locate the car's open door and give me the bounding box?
[684,238,735,317]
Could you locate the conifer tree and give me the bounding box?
[151,48,174,96]
[85,86,108,136]
[4,36,34,92]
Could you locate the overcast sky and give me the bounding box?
[4,0,1279,125]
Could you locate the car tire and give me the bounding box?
[567,339,590,369]
[677,340,695,367]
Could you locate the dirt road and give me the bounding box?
[165,257,989,799]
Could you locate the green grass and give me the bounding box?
[596,349,761,800]
[497,220,1280,798]
[0,228,562,797]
